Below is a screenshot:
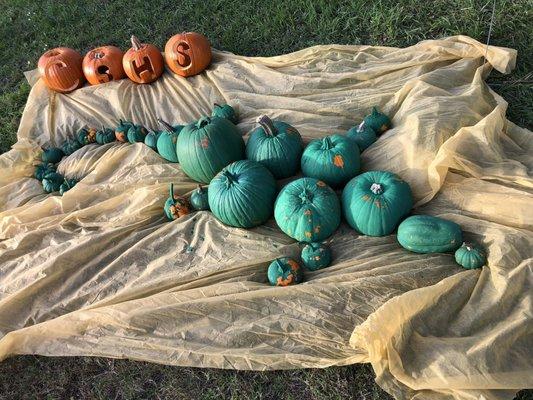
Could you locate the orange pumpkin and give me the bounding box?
[123,35,164,84]
[82,46,125,85]
[164,32,212,77]
[38,47,85,93]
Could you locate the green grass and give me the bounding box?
[0,0,531,399]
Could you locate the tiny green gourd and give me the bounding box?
[77,127,97,145]
[245,115,303,179]
[115,119,134,142]
[42,172,64,193]
[363,107,391,134]
[126,123,148,143]
[455,242,486,269]
[35,163,56,180]
[190,185,210,211]
[61,138,83,156]
[164,183,191,221]
[41,147,64,164]
[212,103,238,124]
[346,121,377,151]
[301,242,332,271]
[96,126,116,144]
[59,178,78,195]
[397,215,463,253]
[144,130,162,151]
[157,119,183,162]
[267,257,303,286]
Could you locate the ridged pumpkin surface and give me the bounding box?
[267,257,303,286]
[190,185,210,211]
[455,242,486,269]
[157,120,183,162]
[346,122,377,151]
[397,215,463,253]
[301,242,332,271]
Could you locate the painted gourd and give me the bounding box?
[42,172,64,193]
[363,107,391,134]
[301,242,332,271]
[123,35,164,84]
[144,130,161,151]
[190,185,210,211]
[346,121,377,151]
[245,115,303,179]
[37,47,85,93]
[77,127,97,145]
[59,178,78,195]
[115,119,134,142]
[274,177,341,242]
[164,32,212,77]
[96,126,116,144]
[397,215,463,253]
[41,147,64,164]
[301,134,360,188]
[455,242,486,269]
[82,45,125,85]
[212,103,238,124]
[342,171,413,237]
[177,116,245,183]
[61,138,83,156]
[267,257,303,286]
[35,163,56,180]
[157,119,183,162]
[126,124,148,143]
[208,160,277,228]
[164,183,191,221]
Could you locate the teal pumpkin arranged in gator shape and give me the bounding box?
[61,137,83,156]
[126,123,148,143]
[267,257,303,286]
[274,177,341,242]
[190,184,210,211]
[346,121,377,151]
[301,242,332,271]
[96,126,116,144]
[397,215,463,253]
[35,163,56,180]
[42,172,64,193]
[301,134,360,188]
[144,130,162,151]
[212,103,238,124]
[77,127,97,145]
[59,178,78,195]
[245,115,303,179]
[157,119,184,162]
[342,171,413,236]
[41,147,64,164]
[177,116,245,183]
[363,107,391,134]
[114,119,134,142]
[208,160,277,228]
[455,242,486,269]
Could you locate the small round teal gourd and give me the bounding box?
[397,215,463,253]
[126,124,148,143]
[35,163,56,180]
[274,177,341,242]
[59,178,78,195]
[144,130,162,151]
[301,242,332,271]
[455,242,486,269]
[212,103,238,124]
[363,107,391,134]
[342,171,413,236]
[61,138,83,156]
[163,183,191,221]
[346,122,377,151]
[42,172,64,193]
[115,120,134,142]
[190,185,210,211]
[245,115,303,179]
[41,147,64,164]
[267,257,303,286]
[208,160,277,228]
[301,134,360,188]
[77,127,97,145]
[96,126,116,144]
[157,119,183,162]
[177,116,245,183]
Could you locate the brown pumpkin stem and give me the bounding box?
[158,118,175,132]
[214,103,221,108]
[197,184,204,192]
[131,35,142,51]
[169,183,175,204]
[256,115,277,136]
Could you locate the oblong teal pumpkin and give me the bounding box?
[157,119,183,162]
[61,138,83,156]
[397,215,463,253]
[342,171,413,236]
[363,107,391,134]
[245,115,303,179]
[127,124,148,143]
[177,116,245,183]
[274,177,341,242]
[59,178,78,195]
[267,257,303,286]
[208,160,277,228]
[212,103,238,124]
[346,122,377,151]
[301,242,332,271]
[42,147,64,164]
[144,130,161,151]
[190,185,210,211]
[301,134,360,188]
[35,163,56,180]
[455,242,486,269]
[42,172,64,193]
[115,119,134,142]
[96,126,116,144]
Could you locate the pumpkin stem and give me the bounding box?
[158,118,175,132]
[463,242,473,251]
[370,183,383,195]
[256,115,277,136]
[372,106,380,115]
[131,35,142,51]
[214,103,221,108]
[321,136,334,150]
[169,183,175,204]
[357,121,365,132]
[197,116,211,129]
[222,170,237,186]
[197,184,204,193]
[298,189,314,204]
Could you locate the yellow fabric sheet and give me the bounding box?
[0,36,531,400]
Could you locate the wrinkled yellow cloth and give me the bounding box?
[0,36,531,400]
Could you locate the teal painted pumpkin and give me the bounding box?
[157,119,183,162]
[59,178,78,195]
[455,242,486,269]
[177,116,245,183]
[212,103,238,124]
[245,115,303,179]
[115,119,134,142]
[77,127,97,145]
[126,124,148,143]
[208,160,277,228]
[301,242,332,271]
[61,138,83,156]
[267,257,303,286]
[346,121,377,151]
[163,183,191,221]
[301,134,360,188]
[35,163,56,180]
[342,171,413,236]
[274,177,341,242]
[42,172,64,193]
[363,107,391,134]
[144,130,161,151]
[41,147,64,164]
[96,126,116,144]
[190,184,210,211]
[397,215,463,253]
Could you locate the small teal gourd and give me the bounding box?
[163,183,191,221]
[35,163,56,180]
[245,115,303,179]
[126,123,148,143]
[144,130,162,151]
[157,119,183,162]
[455,242,486,269]
[363,107,391,134]
[346,121,377,151]
[397,215,463,253]
[41,147,64,164]
[77,127,97,145]
[96,126,116,144]
[208,160,277,228]
[274,177,341,242]
[212,103,238,124]
[61,138,83,156]
[301,242,332,271]
[59,178,78,195]
[115,119,134,142]
[301,134,360,188]
[42,172,64,193]
[190,185,210,211]
[267,257,303,286]
[342,171,413,236]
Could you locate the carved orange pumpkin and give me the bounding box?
[82,46,125,85]
[38,47,85,93]
[123,35,164,84]
[164,32,212,77]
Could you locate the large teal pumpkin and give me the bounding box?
[346,122,377,152]
[245,115,303,179]
[212,103,238,124]
[301,134,360,188]
[301,242,332,271]
[190,184,210,211]
[342,171,413,236]
[35,163,56,180]
[42,172,64,193]
[397,215,463,253]
[96,126,116,144]
[363,107,391,134]
[127,124,148,143]
[267,257,303,286]
[177,116,245,183]
[144,130,161,151]
[157,119,183,162]
[41,147,64,164]
[455,242,486,269]
[274,177,341,242]
[208,160,277,228]
[59,178,78,195]
[61,138,83,156]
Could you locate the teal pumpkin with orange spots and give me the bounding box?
[346,121,377,151]
[267,257,303,286]
[363,107,391,134]
[301,242,332,270]
[115,119,134,142]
